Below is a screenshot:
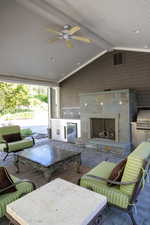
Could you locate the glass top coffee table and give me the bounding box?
[15,144,81,181]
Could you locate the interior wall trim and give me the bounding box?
[113,47,150,53]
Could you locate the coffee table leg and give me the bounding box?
[14,154,20,173]
[43,170,52,182]
[76,156,81,173]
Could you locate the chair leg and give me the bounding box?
[3,153,8,161]
[128,209,138,225]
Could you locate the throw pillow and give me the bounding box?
[0,167,17,194]
[3,133,22,143]
[107,158,127,186]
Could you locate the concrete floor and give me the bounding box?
[0,139,150,225]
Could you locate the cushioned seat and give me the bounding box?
[5,139,34,152]
[80,142,150,225]
[0,176,34,218]
[80,161,130,209]
[0,125,34,160]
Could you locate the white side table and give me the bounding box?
[6,178,107,225]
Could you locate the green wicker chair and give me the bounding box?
[79,142,150,225]
[0,174,36,218]
[0,125,35,161]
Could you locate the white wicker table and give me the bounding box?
[6,178,107,225]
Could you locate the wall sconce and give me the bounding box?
[119,101,123,105]
[84,103,88,107]
[100,102,104,106]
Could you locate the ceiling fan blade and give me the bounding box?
[66,40,73,48]
[48,37,60,43]
[47,28,61,35]
[72,35,92,43]
[68,26,80,35]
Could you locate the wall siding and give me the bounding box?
[60,51,150,110]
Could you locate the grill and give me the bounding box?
[136,110,150,130]
[132,109,150,147]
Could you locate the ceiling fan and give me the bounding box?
[48,24,92,48]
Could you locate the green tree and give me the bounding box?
[0,82,30,115]
[34,94,48,103]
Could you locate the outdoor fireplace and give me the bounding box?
[80,90,136,146]
[90,118,115,140]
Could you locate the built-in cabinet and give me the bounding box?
[51,119,81,143]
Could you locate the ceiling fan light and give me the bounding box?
[64,24,71,30]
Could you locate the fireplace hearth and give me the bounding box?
[90,118,115,140]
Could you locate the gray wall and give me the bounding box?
[60,51,150,110]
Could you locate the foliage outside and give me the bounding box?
[34,94,48,103]
[0,82,48,119]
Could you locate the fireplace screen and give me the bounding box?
[90,118,115,140]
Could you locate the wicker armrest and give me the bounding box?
[85,174,138,186]
[0,179,36,194]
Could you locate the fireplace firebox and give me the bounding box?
[90,118,115,140]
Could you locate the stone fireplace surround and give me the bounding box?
[80,89,136,152]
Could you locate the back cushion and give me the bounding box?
[120,157,143,196]
[120,142,150,196]
[3,133,22,143]
[0,126,20,139]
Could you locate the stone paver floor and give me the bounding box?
[0,139,150,225]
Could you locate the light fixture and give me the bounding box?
[84,103,88,107]
[49,57,55,62]
[119,101,123,105]
[100,102,104,106]
[76,62,81,66]
[134,29,140,34]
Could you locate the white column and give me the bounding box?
[55,87,61,118]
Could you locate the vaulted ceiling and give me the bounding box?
[0,0,150,85]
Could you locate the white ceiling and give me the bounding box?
[0,0,150,85]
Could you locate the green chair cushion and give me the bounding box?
[0,126,34,153]
[120,142,150,196]
[0,126,20,138]
[0,176,33,218]
[0,143,6,152]
[80,161,130,209]
[0,139,33,152]
[6,139,34,152]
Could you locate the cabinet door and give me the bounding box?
[67,123,77,143]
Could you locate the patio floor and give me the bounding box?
[0,139,150,225]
